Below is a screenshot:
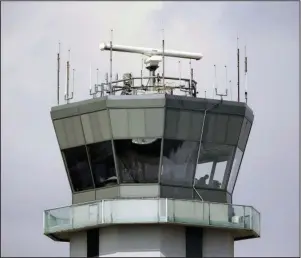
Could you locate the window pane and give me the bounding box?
[87,141,117,188]
[114,138,161,183]
[212,161,227,189]
[63,146,94,192]
[161,140,199,187]
[194,143,235,190]
[227,148,243,193]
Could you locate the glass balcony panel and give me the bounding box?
[44,206,72,232]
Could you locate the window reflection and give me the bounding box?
[87,141,117,188]
[194,144,235,190]
[227,148,243,193]
[63,146,94,192]
[161,140,199,187]
[114,138,161,183]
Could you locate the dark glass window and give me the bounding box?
[87,141,117,188]
[194,143,235,190]
[161,140,199,187]
[114,138,161,183]
[87,228,99,257]
[227,147,243,193]
[63,146,94,192]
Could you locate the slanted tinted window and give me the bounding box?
[194,143,235,190]
[114,138,161,183]
[227,148,243,193]
[63,146,94,192]
[87,141,117,188]
[161,140,199,187]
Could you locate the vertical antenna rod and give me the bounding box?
[66,49,70,104]
[229,80,233,100]
[189,59,192,95]
[72,69,75,96]
[110,29,113,94]
[162,29,165,92]
[141,57,143,86]
[244,45,248,103]
[225,65,228,98]
[237,35,240,102]
[57,42,60,105]
[213,64,217,98]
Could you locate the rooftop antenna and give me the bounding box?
[225,65,228,99]
[237,34,240,102]
[178,60,182,87]
[213,64,217,99]
[64,49,73,104]
[109,29,113,94]
[189,59,192,95]
[244,45,248,103]
[57,41,60,105]
[141,57,144,87]
[96,68,99,97]
[89,64,95,98]
[229,80,233,100]
[72,68,75,98]
[162,29,165,92]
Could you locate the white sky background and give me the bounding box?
[1,1,299,257]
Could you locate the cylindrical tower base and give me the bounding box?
[70,225,234,257]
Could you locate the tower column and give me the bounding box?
[202,229,234,257]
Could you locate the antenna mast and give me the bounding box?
[237,35,240,102]
[162,29,165,93]
[110,29,113,94]
[244,45,248,103]
[57,42,61,105]
[64,49,74,103]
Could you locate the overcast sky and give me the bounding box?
[1,1,299,257]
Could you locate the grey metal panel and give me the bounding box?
[238,118,252,151]
[109,109,129,138]
[72,190,96,204]
[145,108,165,137]
[53,116,85,149]
[165,95,254,118]
[226,115,244,145]
[107,96,166,108]
[51,98,107,120]
[213,114,229,144]
[95,186,120,200]
[190,112,204,141]
[51,104,80,120]
[164,109,203,141]
[128,109,146,138]
[81,110,111,144]
[78,98,107,114]
[193,189,230,203]
[202,114,230,144]
[119,184,160,198]
[164,109,179,139]
[160,185,193,200]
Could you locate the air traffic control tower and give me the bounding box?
[43,41,260,257]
